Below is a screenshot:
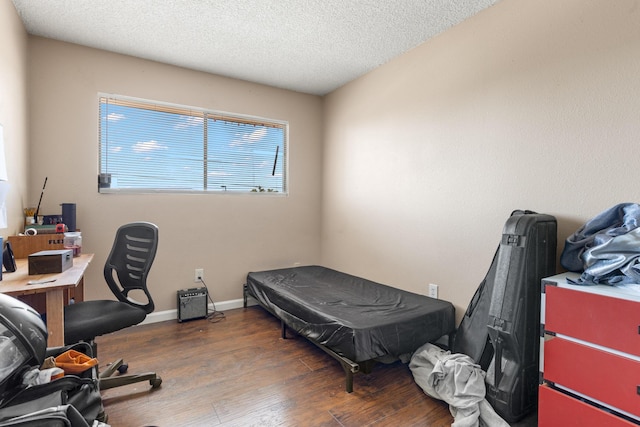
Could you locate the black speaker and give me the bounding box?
[2,240,16,275]
[177,287,208,322]
[61,203,76,232]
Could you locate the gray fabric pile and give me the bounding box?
[409,343,508,427]
[561,202,640,285]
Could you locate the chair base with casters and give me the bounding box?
[65,300,163,391]
[99,359,162,390]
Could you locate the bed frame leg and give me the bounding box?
[281,320,287,339]
[340,361,361,393]
[448,331,455,351]
[243,284,248,308]
[345,370,354,393]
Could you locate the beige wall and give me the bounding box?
[322,0,640,322]
[0,2,29,238]
[7,0,640,323]
[26,38,323,310]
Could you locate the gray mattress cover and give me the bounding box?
[246,265,456,362]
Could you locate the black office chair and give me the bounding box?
[63,221,162,390]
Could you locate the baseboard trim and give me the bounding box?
[141,297,258,325]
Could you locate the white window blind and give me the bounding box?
[99,95,287,194]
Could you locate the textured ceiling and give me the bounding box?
[11,0,498,95]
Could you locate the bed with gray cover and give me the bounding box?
[244,265,456,392]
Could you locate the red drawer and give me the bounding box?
[543,337,640,418]
[545,285,640,356]
[539,385,638,427]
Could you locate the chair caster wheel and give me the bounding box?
[150,377,162,388]
[117,364,128,374]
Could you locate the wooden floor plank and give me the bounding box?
[97,306,536,426]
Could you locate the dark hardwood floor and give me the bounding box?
[97,306,537,426]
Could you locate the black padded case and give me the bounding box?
[452,247,499,370]
[487,211,556,422]
[0,343,104,426]
[453,210,557,423]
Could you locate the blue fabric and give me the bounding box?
[560,203,640,285]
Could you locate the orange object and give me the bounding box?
[55,350,98,374]
[50,368,65,381]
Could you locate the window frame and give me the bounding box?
[98,93,289,195]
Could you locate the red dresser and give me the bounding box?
[539,272,640,426]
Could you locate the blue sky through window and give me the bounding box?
[99,97,286,193]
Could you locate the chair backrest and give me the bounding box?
[103,222,158,314]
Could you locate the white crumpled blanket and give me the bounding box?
[409,343,509,427]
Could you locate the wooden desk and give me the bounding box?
[0,253,94,347]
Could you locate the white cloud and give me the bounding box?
[107,112,124,121]
[175,116,203,129]
[247,127,267,141]
[132,140,167,152]
[207,170,231,177]
[230,127,267,147]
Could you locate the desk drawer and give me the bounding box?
[545,285,640,356]
[543,337,640,418]
[539,385,638,427]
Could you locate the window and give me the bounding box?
[98,94,288,194]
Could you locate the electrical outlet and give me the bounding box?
[195,268,204,282]
[428,283,439,299]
